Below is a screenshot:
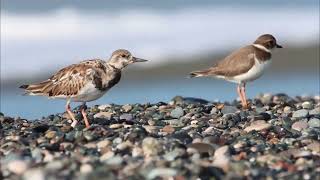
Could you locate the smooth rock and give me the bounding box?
[83,131,98,141]
[307,142,320,153]
[97,140,111,149]
[119,113,133,121]
[203,126,215,134]
[142,137,161,156]
[32,124,50,133]
[170,132,193,144]
[31,148,43,163]
[170,106,184,118]
[46,160,64,171]
[244,120,271,132]
[191,120,198,125]
[293,150,312,158]
[164,149,184,161]
[162,125,175,134]
[257,154,281,164]
[188,142,215,154]
[308,118,320,128]
[147,168,177,179]
[210,107,218,114]
[255,107,266,114]
[93,112,112,119]
[45,130,57,139]
[260,93,273,104]
[7,160,28,175]
[291,121,309,131]
[309,107,320,115]
[113,137,123,144]
[100,151,115,161]
[221,106,238,114]
[22,168,45,180]
[109,124,123,129]
[302,101,313,109]
[142,125,159,134]
[147,119,156,126]
[84,142,97,149]
[132,147,144,157]
[212,145,230,172]
[122,104,133,112]
[105,156,123,166]
[163,119,184,127]
[292,109,309,118]
[98,104,112,110]
[116,141,132,151]
[80,164,93,174]
[283,106,292,114]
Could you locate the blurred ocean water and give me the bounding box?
[1,2,319,80]
[2,73,319,119]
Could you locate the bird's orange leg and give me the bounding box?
[81,103,90,128]
[237,84,245,106]
[240,83,249,109]
[66,100,78,128]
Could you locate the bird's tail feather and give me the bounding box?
[19,81,51,96]
[189,69,212,78]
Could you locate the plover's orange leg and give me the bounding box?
[80,103,90,128]
[240,83,249,109]
[65,99,78,128]
[237,84,245,107]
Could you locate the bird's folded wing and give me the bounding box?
[24,64,96,97]
[209,46,255,77]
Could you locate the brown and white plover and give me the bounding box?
[190,34,282,108]
[20,49,148,128]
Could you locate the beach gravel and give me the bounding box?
[0,94,319,179]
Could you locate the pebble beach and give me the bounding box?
[1,93,319,180]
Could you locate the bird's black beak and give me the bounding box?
[132,57,148,63]
[276,44,283,48]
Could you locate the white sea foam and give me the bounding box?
[1,7,319,80]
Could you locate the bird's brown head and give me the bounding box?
[108,49,148,69]
[253,34,283,51]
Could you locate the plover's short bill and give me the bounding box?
[20,49,148,128]
[190,34,282,108]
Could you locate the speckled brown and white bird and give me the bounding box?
[190,34,282,108]
[20,49,148,128]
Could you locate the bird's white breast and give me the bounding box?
[231,57,271,83]
[71,82,108,102]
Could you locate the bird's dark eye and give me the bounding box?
[121,55,126,58]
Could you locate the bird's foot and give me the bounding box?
[241,101,251,110]
[71,120,78,128]
[80,103,88,110]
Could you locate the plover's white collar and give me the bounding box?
[253,44,271,53]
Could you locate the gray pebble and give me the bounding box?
[22,168,45,180]
[142,137,161,156]
[292,109,309,118]
[147,168,177,180]
[122,104,133,112]
[221,106,238,114]
[308,118,320,128]
[119,113,133,121]
[309,107,320,115]
[162,119,184,127]
[301,101,313,109]
[170,106,184,118]
[292,121,309,131]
